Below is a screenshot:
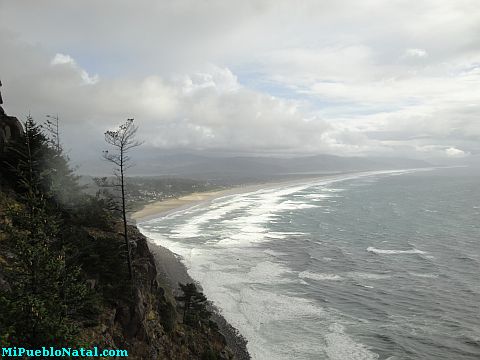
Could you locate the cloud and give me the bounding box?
[445,147,468,158]
[51,53,99,85]
[1,0,479,172]
[404,48,428,58]
[0,34,331,171]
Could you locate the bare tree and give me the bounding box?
[45,114,61,152]
[103,118,142,281]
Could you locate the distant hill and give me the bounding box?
[129,152,431,182]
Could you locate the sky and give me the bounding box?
[1,0,479,172]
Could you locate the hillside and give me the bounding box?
[121,151,431,183]
[0,118,248,359]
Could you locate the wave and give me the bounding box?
[352,272,392,280]
[409,272,438,279]
[299,271,343,281]
[324,324,379,360]
[367,247,426,255]
[139,167,439,360]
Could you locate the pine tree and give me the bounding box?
[0,117,87,347]
[176,283,211,327]
[102,118,142,282]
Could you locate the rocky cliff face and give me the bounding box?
[82,225,239,360]
[0,84,23,153]
[0,114,23,152]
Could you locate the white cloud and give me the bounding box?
[405,48,428,58]
[1,0,480,169]
[51,53,99,85]
[445,147,468,158]
[51,53,75,66]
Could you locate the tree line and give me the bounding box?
[0,115,216,350]
[0,116,141,347]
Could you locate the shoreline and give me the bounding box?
[133,167,439,359]
[147,237,250,360]
[132,175,342,359]
[131,173,346,224]
[130,189,231,223]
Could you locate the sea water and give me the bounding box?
[139,167,480,360]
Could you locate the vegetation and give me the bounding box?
[176,283,212,328]
[102,118,142,281]
[0,118,89,347]
[0,115,242,359]
[0,117,128,347]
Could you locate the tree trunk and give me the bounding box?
[120,149,133,281]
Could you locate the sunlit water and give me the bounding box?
[139,167,480,360]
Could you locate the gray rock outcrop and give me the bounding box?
[0,81,23,152]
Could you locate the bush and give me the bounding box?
[159,299,177,333]
[201,348,219,360]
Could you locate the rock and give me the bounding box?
[0,82,23,153]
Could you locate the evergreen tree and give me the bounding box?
[176,283,212,327]
[102,118,142,282]
[0,117,88,347]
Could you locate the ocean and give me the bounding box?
[138,167,480,360]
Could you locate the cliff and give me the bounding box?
[0,113,249,359]
[80,224,241,359]
[0,189,248,359]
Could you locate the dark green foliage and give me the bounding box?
[0,115,241,358]
[159,299,177,333]
[0,116,128,347]
[67,196,115,231]
[0,118,88,347]
[72,231,132,304]
[176,283,212,328]
[0,116,82,210]
[201,348,219,360]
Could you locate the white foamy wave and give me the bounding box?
[367,247,426,255]
[265,232,287,239]
[279,200,319,210]
[299,193,339,201]
[324,324,379,360]
[299,271,343,281]
[409,272,438,279]
[322,188,345,193]
[351,272,392,280]
[355,283,374,289]
[138,167,438,360]
[169,197,253,238]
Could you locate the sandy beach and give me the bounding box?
[133,188,253,359]
[131,174,338,224]
[132,175,336,360]
[131,189,232,223]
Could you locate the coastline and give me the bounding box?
[131,172,378,359]
[131,177,336,359]
[130,190,230,223]
[132,185,265,360]
[147,241,250,360]
[131,173,343,224]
